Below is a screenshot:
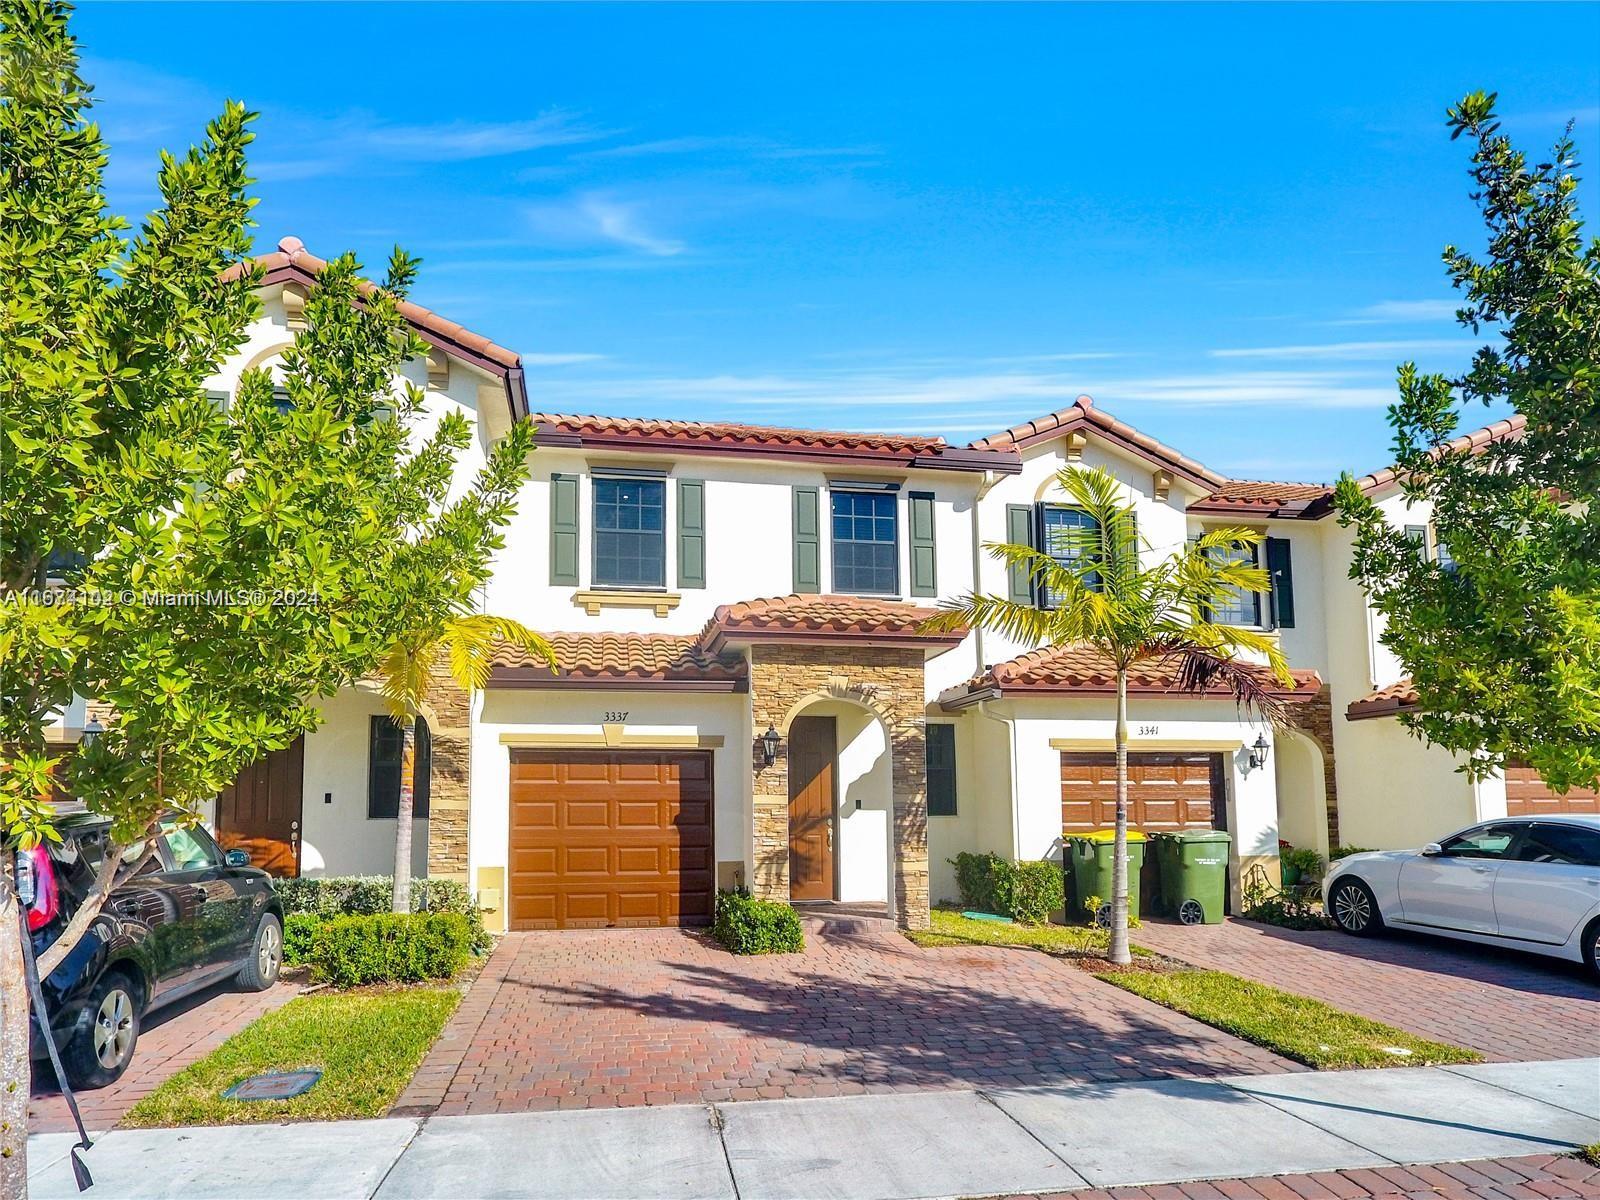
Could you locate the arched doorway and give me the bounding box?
[1273,728,1330,862]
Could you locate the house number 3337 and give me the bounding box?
[603,711,629,723]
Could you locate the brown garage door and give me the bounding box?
[1061,752,1224,832]
[508,749,714,930]
[1505,763,1600,817]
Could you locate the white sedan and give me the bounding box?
[1322,815,1600,976]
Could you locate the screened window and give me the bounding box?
[926,724,957,816]
[593,477,666,588]
[368,716,431,819]
[831,491,898,594]
[1209,541,1263,627]
[1038,505,1100,605]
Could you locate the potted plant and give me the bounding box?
[1278,842,1322,886]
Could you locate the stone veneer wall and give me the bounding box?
[1289,684,1341,851]
[748,644,931,930]
[423,669,472,882]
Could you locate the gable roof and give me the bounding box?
[969,396,1227,490]
[941,642,1322,709]
[225,236,528,422]
[530,413,1021,474]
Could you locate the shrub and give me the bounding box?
[1244,895,1331,931]
[1329,846,1378,861]
[712,889,804,955]
[1279,845,1323,880]
[308,912,475,987]
[282,913,321,967]
[272,875,490,953]
[950,852,1064,926]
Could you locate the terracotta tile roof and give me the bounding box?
[941,642,1322,707]
[1349,415,1527,495]
[224,235,524,373]
[1189,478,1334,517]
[531,414,1018,473]
[700,594,966,651]
[1346,677,1420,720]
[489,632,747,691]
[968,396,1227,488]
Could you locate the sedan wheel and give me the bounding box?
[1330,879,1382,936]
[93,987,135,1071]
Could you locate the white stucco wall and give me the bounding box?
[1335,715,1478,849]
[927,706,1018,904]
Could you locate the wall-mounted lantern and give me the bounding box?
[81,716,104,748]
[759,725,781,766]
[1248,732,1270,771]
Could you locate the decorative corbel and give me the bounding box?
[1152,469,1174,502]
[1064,431,1087,462]
[426,348,450,388]
[280,283,308,332]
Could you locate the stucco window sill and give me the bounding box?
[573,589,682,617]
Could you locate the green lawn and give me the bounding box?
[123,987,460,1127]
[1097,967,1482,1069]
[906,907,1150,956]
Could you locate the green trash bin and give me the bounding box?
[1151,830,1232,925]
[1065,830,1147,925]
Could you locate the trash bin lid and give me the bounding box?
[1161,828,1231,844]
[1072,828,1147,843]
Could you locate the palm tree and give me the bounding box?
[925,466,1295,964]
[375,612,556,914]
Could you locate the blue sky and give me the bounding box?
[77,2,1599,482]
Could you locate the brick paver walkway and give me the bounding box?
[28,977,297,1134]
[394,913,1292,1115]
[1018,1155,1600,1200]
[1135,918,1599,1062]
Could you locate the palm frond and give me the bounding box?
[925,592,1064,648]
[1168,647,1293,727]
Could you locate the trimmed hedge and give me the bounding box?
[272,875,490,954]
[283,913,321,967]
[949,852,1065,926]
[308,912,475,987]
[713,889,804,955]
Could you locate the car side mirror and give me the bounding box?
[224,849,252,868]
[1420,842,1443,858]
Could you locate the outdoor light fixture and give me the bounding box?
[80,716,103,748]
[1248,733,1270,771]
[759,725,781,766]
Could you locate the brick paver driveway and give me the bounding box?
[395,912,1291,1115]
[1136,918,1598,1062]
[28,977,297,1134]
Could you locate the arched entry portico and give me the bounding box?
[1273,727,1330,862]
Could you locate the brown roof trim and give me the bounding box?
[1345,678,1421,721]
[1187,496,1326,520]
[232,237,527,423]
[530,416,1021,475]
[969,396,1226,489]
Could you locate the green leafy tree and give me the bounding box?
[0,3,537,1186]
[925,466,1294,965]
[1334,92,1600,791]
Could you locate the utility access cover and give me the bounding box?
[222,1069,322,1101]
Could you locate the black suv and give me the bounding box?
[24,813,285,1087]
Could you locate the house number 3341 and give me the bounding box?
[603,711,629,723]
[1137,724,1160,737]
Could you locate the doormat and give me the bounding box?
[222,1069,323,1101]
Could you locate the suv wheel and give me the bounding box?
[61,971,141,1089]
[237,913,282,991]
[1329,878,1383,937]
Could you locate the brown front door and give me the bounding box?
[216,737,305,876]
[788,716,837,901]
[1060,751,1224,831]
[1505,763,1600,816]
[507,750,714,930]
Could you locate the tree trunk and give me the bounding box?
[1,874,32,1199]
[1109,669,1132,965]
[391,718,415,915]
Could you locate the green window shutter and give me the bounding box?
[925,724,957,816]
[1005,504,1034,604]
[793,487,821,593]
[908,491,937,597]
[549,473,580,586]
[1265,536,1295,629]
[677,480,706,589]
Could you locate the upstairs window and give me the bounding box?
[831,491,898,595]
[1037,505,1101,606]
[1209,540,1263,627]
[593,477,666,588]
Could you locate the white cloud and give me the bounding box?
[521,353,608,365]
[523,194,686,257]
[1210,339,1472,360]
[1332,299,1463,325]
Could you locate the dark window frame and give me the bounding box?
[1036,503,1101,606]
[830,490,900,596]
[1206,537,1264,628]
[368,715,431,820]
[591,476,668,589]
[926,724,958,817]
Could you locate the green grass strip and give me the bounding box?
[1096,967,1482,1070]
[123,986,460,1127]
[906,907,1153,956]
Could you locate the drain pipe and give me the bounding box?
[968,470,1004,676]
[975,696,1023,861]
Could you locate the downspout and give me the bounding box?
[975,696,1022,861]
[969,470,1004,677]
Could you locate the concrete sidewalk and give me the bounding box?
[26,1058,1600,1200]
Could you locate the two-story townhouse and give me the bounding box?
[80,238,1594,936]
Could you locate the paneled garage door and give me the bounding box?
[1505,763,1600,817]
[1061,752,1225,832]
[508,750,714,930]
